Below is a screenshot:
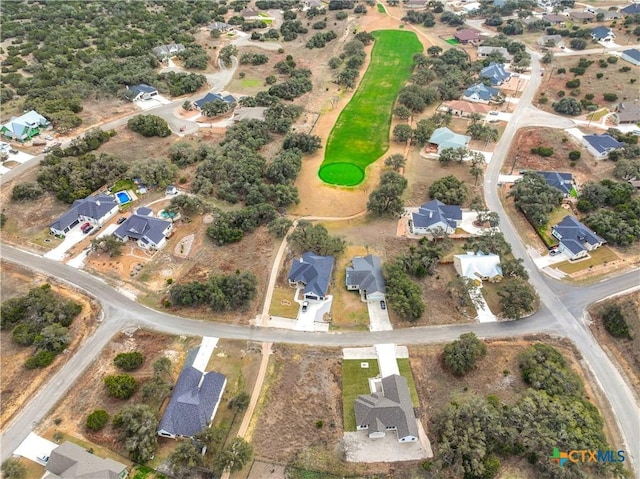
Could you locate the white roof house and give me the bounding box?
[453,252,502,282]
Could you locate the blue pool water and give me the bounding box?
[115,190,132,204]
[159,209,178,219]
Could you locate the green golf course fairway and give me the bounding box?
[318,30,423,186]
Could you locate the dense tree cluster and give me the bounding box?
[508,172,563,226]
[367,171,408,216]
[442,332,487,376]
[465,230,513,257]
[306,30,338,49]
[113,404,158,463]
[161,72,207,97]
[428,175,469,205]
[395,235,452,278]
[127,114,171,137]
[382,262,425,321]
[207,204,279,245]
[288,221,347,256]
[169,271,258,311]
[498,277,536,319]
[597,304,632,339]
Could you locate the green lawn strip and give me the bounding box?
[320,30,423,186]
[396,358,420,407]
[342,359,380,431]
[111,178,135,193]
[376,3,386,12]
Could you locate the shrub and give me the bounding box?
[24,351,55,369]
[104,374,137,399]
[619,66,631,72]
[531,146,554,157]
[113,352,144,371]
[11,182,44,202]
[603,92,618,102]
[596,73,604,79]
[601,304,632,339]
[569,150,581,161]
[86,409,109,431]
[127,115,171,138]
[442,332,487,376]
[565,79,580,88]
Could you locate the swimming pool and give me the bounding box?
[159,209,178,220]
[115,190,132,205]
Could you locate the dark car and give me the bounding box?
[380,300,386,310]
[117,216,127,224]
[83,226,94,235]
[549,248,560,256]
[9,149,18,154]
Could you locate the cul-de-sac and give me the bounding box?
[0,1,639,478]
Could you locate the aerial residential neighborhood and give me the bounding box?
[0,0,639,479]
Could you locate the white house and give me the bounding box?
[50,194,119,236]
[551,216,605,260]
[582,134,625,159]
[453,252,503,283]
[125,84,158,101]
[113,213,173,250]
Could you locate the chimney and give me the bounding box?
[429,211,433,218]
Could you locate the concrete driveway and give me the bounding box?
[367,300,392,331]
[44,227,87,261]
[294,294,332,332]
[14,432,56,465]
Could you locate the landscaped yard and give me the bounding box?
[555,246,620,274]
[376,3,385,12]
[319,30,423,186]
[342,359,380,431]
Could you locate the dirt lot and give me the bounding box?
[0,262,100,429]
[589,292,640,400]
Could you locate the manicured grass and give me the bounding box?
[376,3,386,12]
[397,358,420,406]
[319,30,423,186]
[110,178,135,193]
[445,38,460,45]
[555,246,620,274]
[587,108,609,121]
[269,284,300,318]
[342,359,380,431]
[240,77,262,88]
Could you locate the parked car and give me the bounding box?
[301,301,309,313]
[489,111,499,116]
[83,226,94,235]
[380,300,386,310]
[80,222,91,233]
[117,216,127,224]
[9,149,18,154]
[549,248,560,256]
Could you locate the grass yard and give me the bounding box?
[319,30,422,186]
[269,284,299,319]
[397,358,419,406]
[376,3,386,12]
[342,359,380,431]
[445,38,460,45]
[555,246,620,274]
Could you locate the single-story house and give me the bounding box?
[454,252,502,282]
[570,10,595,22]
[538,34,564,47]
[355,374,419,443]
[454,28,481,44]
[542,13,567,25]
[193,92,237,110]
[166,185,179,195]
[158,349,226,439]
[621,3,640,16]
[462,2,481,13]
[477,46,513,62]
[50,194,119,236]
[208,21,233,32]
[410,199,462,235]
[479,62,511,85]
[345,254,386,302]
[595,8,622,20]
[113,213,173,250]
[152,43,185,59]
[428,127,471,154]
[615,102,640,124]
[591,26,615,41]
[232,106,267,122]
[493,0,507,6]
[1,110,50,142]
[125,83,158,101]
[404,0,427,8]
[240,8,262,20]
[582,134,625,158]
[288,252,335,301]
[463,83,500,103]
[551,215,606,260]
[537,171,576,197]
[440,100,491,117]
[621,48,640,66]
[304,0,325,8]
[44,441,127,479]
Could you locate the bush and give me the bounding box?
[569,150,581,161]
[127,115,171,138]
[114,352,144,371]
[565,79,580,88]
[442,332,487,376]
[531,147,554,157]
[601,304,632,339]
[86,409,109,431]
[104,374,137,399]
[1,458,26,479]
[24,351,55,369]
[603,92,618,102]
[553,97,582,116]
[11,182,44,202]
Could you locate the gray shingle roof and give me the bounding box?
[621,3,640,14]
[617,102,640,123]
[288,252,335,298]
[129,84,157,95]
[345,255,386,295]
[552,215,605,255]
[46,441,126,479]
[412,199,462,229]
[158,366,226,438]
[113,213,171,245]
[622,48,640,62]
[591,26,613,39]
[479,62,510,85]
[536,171,574,195]
[464,82,499,101]
[50,194,118,232]
[194,92,237,109]
[354,375,418,440]
[583,134,625,154]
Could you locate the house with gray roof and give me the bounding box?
[193,92,237,110]
[288,252,335,301]
[570,10,595,22]
[621,48,640,66]
[232,107,267,122]
[152,43,185,59]
[582,134,625,158]
[621,3,640,15]
[591,26,615,41]
[345,255,386,302]
[428,127,470,154]
[1,110,50,142]
[477,46,513,62]
[479,62,511,85]
[158,348,227,439]
[410,199,462,235]
[50,194,119,236]
[615,102,640,124]
[125,84,158,102]
[551,215,605,260]
[355,374,419,443]
[595,8,622,20]
[44,441,127,479]
[538,34,564,47]
[537,171,576,197]
[542,13,567,25]
[208,21,233,32]
[113,213,172,250]
[463,83,500,103]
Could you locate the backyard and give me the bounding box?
[319,29,423,186]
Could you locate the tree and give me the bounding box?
[113,404,158,463]
[438,147,467,166]
[613,159,640,180]
[367,171,408,216]
[219,44,238,67]
[384,154,406,171]
[500,257,529,280]
[214,438,253,473]
[141,375,172,405]
[470,164,484,185]
[91,235,124,257]
[114,352,144,371]
[519,343,582,396]
[442,332,487,376]
[24,351,55,369]
[104,374,137,399]
[283,133,322,154]
[382,262,425,321]
[128,157,177,188]
[447,276,481,309]
[12,182,44,202]
[393,105,411,120]
[1,458,26,479]
[268,217,293,238]
[86,409,109,431]
[599,304,632,339]
[427,45,442,56]
[498,278,535,320]
[476,210,499,228]
[553,97,582,116]
[508,172,563,225]
[153,356,173,380]
[288,221,346,256]
[127,114,171,137]
[569,38,587,50]
[201,99,230,118]
[428,175,468,205]
[393,124,413,143]
[465,230,512,257]
[169,442,204,478]
[33,323,70,353]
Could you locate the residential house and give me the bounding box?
[595,8,622,20]
[621,3,640,16]
[538,34,564,47]
[304,0,325,8]
[463,83,500,103]
[479,62,511,85]
[462,2,482,14]
[240,8,262,20]
[477,46,513,62]
[288,252,335,301]
[345,255,386,302]
[537,171,576,197]
[125,84,158,102]
[158,348,226,439]
[404,0,428,8]
[166,185,179,195]
[615,102,640,124]
[570,10,595,22]
[542,13,567,25]
[232,106,267,122]
[591,26,615,41]
[1,110,50,142]
[582,134,625,158]
[354,374,419,443]
[208,21,233,32]
[454,28,481,44]
[410,199,462,235]
[621,48,640,66]
[428,127,471,154]
[551,215,606,260]
[113,213,173,250]
[50,194,119,236]
[493,0,507,6]
[454,252,503,282]
[152,43,185,59]
[439,100,491,117]
[193,92,236,110]
[44,441,127,479]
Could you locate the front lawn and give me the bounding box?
[319,30,423,186]
[342,359,380,431]
[555,246,620,274]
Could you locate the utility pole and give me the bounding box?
[510,154,519,175]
